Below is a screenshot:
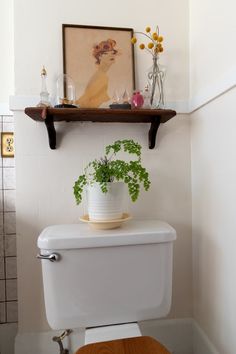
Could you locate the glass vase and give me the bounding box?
[147,55,166,109]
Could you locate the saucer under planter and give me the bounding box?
[79,213,132,230]
[86,182,125,221]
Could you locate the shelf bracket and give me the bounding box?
[44,112,56,149]
[148,116,161,149]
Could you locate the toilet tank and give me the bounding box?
[38,220,176,330]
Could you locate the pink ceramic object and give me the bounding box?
[131,91,144,108]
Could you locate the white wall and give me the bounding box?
[189,0,236,99]
[14,0,189,104]
[190,0,236,352]
[191,88,236,354]
[0,0,14,111]
[13,0,192,338]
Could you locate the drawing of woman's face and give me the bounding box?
[93,39,118,66]
[99,50,117,67]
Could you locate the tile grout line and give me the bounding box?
[1,115,8,324]
[0,115,17,324]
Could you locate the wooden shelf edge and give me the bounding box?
[24,107,176,150]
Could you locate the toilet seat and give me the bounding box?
[75,336,171,354]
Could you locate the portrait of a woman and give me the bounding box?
[76,39,119,108]
[63,25,134,109]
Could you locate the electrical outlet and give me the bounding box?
[1,132,14,158]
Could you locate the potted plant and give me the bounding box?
[73,139,151,221]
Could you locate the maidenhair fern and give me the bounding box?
[73,139,151,204]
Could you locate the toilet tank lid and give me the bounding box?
[38,220,176,250]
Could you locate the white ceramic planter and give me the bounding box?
[86,182,125,221]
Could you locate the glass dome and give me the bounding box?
[55,74,76,108]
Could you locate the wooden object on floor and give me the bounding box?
[75,336,171,354]
[24,107,176,150]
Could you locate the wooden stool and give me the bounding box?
[75,336,171,354]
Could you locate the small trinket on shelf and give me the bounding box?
[142,85,151,109]
[37,66,51,107]
[109,89,131,109]
[131,91,144,108]
[54,74,77,108]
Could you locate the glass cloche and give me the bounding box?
[54,74,77,108]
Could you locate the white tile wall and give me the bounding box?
[3,169,16,190]
[0,236,3,257]
[6,302,18,323]
[4,212,16,235]
[4,190,16,212]
[5,235,16,256]
[0,115,17,325]
[6,279,17,301]
[0,303,6,323]
[5,257,17,279]
[0,280,5,301]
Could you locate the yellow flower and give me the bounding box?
[131,37,137,44]
[131,26,165,55]
[152,32,158,41]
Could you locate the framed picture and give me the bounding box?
[63,24,135,108]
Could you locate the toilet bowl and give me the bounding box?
[37,220,176,353]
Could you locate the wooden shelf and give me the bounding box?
[24,107,176,150]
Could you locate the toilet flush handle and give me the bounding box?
[37,253,60,262]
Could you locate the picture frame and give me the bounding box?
[62,24,135,108]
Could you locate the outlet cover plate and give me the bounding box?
[1,132,14,158]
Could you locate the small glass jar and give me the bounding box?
[55,74,76,108]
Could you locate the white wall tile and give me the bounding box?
[3,158,15,168]
[0,169,2,189]
[4,212,16,234]
[6,279,17,301]
[3,117,14,124]
[4,236,16,257]
[0,213,3,234]
[0,257,5,279]
[0,302,6,323]
[5,257,17,279]
[3,168,15,190]
[4,190,16,212]
[6,302,17,322]
[3,122,14,132]
[0,190,3,211]
[0,236,4,256]
[0,279,5,301]
[0,115,17,328]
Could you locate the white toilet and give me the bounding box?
[38,220,176,353]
